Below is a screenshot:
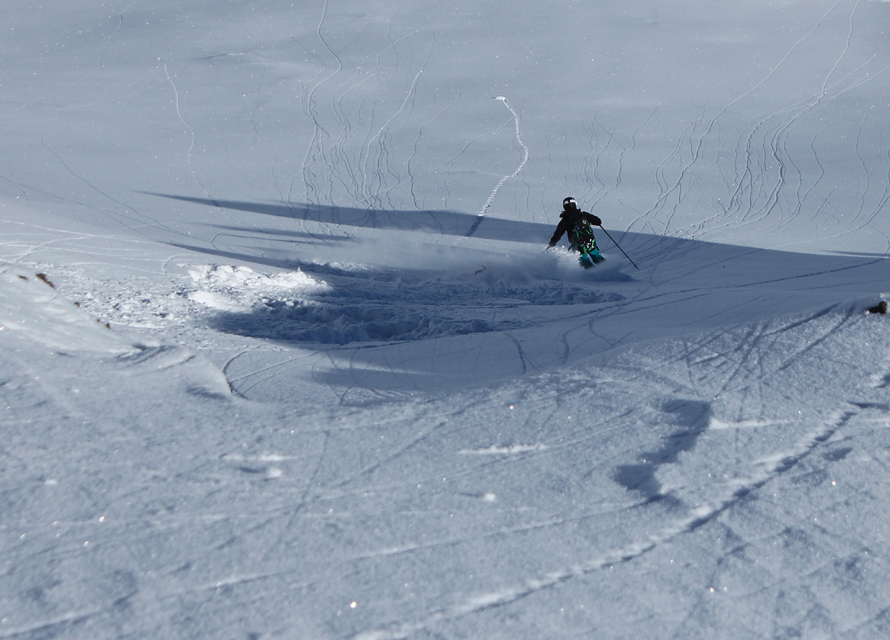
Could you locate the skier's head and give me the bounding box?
[563,197,578,211]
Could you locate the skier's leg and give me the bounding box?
[567,230,580,252]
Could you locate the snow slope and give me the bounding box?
[3,0,890,638]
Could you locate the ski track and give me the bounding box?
[351,404,871,640]
[615,0,888,253]
[474,96,529,219]
[162,60,203,197]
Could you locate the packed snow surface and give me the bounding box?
[3,0,890,638]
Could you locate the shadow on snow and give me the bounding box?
[148,192,890,398]
[150,193,557,245]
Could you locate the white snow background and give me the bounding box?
[3,0,890,637]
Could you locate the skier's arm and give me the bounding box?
[583,212,602,226]
[548,220,568,247]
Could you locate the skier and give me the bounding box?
[548,197,604,266]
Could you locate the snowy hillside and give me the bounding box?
[3,0,890,638]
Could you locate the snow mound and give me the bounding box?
[0,264,132,354]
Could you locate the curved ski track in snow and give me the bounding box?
[474,96,529,219]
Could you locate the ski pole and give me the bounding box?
[598,226,639,270]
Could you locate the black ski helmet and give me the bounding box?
[563,197,577,210]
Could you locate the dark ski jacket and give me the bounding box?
[549,209,602,250]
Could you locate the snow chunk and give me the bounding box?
[187,264,330,311]
[188,264,327,292]
[187,290,249,313]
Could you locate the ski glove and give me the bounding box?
[590,214,602,226]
